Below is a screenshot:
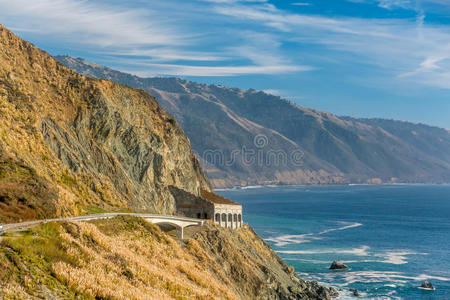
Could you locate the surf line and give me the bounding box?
[266,222,363,247]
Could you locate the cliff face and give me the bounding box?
[0,25,211,223]
[56,56,450,188]
[0,216,332,299]
[0,26,333,299]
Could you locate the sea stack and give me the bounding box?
[420,281,434,290]
[329,260,348,270]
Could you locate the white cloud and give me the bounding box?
[263,89,283,96]
[124,63,311,77]
[0,0,182,47]
[377,0,411,9]
[0,0,310,77]
[210,0,450,88]
[2,0,450,85]
[291,2,311,6]
[100,48,227,63]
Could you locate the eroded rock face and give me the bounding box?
[0,25,211,220]
[192,224,334,299]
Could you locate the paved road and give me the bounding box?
[0,213,205,238]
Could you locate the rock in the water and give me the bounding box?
[349,288,360,296]
[329,261,348,270]
[420,281,434,289]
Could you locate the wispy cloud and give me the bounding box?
[124,63,311,77]
[291,2,312,6]
[377,0,411,9]
[0,0,311,76]
[210,0,450,88]
[0,0,182,47]
[1,0,450,87]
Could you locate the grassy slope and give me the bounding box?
[0,216,328,300]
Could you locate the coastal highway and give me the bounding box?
[0,213,205,239]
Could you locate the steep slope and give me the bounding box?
[0,216,332,299]
[0,26,334,299]
[57,56,450,187]
[0,25,211,223]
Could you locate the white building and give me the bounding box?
[171,186,243,229]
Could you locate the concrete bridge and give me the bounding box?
[0,213,205,239]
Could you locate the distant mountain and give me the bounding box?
[56,56,450,188]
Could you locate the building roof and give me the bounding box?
[200,189,240,205]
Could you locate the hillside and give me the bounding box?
[0,25,334,299]
[0,216,332,299]
[0,25,212,223]
[57,56,450,188]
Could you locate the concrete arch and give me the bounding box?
[228,213,232,228]
[233,214,238,229]
[215,213,220,223]
[147,218,202,239]
[238,214,242,228]
[221,213,227,227]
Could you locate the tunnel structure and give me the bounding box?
[171,186,243,229]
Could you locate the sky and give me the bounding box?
[0,0,449,128]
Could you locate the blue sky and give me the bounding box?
[1,0,449,128]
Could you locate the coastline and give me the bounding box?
[214,182,450,192]
[217,185,450,299]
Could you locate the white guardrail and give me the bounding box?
[0,213,205,234]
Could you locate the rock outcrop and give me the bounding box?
[0,25,211,223]
[420,281,434,290]
[329,261,348,270]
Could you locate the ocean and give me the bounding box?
[217,185,450,299]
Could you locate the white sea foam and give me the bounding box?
[317,222,363,235]
[277,245,370,256]
[375,250,428,265]
[239,185,265,190]
[266,234,322,246]
[266,221,363,247]
[315,270,450,286]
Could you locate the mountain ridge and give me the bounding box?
[56,55,450,188]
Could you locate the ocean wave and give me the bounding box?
[376,250,428,265]
[311,270,450,286]
[266,234,322,247]
[317,222,362,235]
[238,185,265,190]
[278,245,370,256]
[266,221,363,247]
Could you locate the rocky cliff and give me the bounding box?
[56,56,450,188]
[0,26,333,299]
[0,25,211,223]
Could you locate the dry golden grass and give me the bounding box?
[0,217,240,300]
[0,217,317,300]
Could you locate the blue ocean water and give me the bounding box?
[217,185,450,299]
